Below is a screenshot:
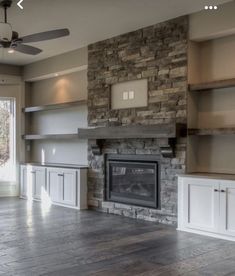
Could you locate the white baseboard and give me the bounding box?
[177,227,235,242]
[0,184,19,197]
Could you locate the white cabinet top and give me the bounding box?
[178,173,235,182]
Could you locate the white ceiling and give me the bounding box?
[0,0,231,66]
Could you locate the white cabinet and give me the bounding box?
[183,178,220,233]
[20,165,28,198]
[178,176,235,241]
[32,167,46,200]
[47,168,77,206]
[219,181,235,236]
[62,170,77,206]
[20,164,87,210]
[47,168,62,203]
[20,165,46,200]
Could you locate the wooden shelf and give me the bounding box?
[22,100,87,113]
[77,123,186,157]
[189,78,235,91]
[23,134,78,140]
[77,123,186,140]
[188,128,235,136]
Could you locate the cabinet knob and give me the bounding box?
[221,190,226,193]
[214,189,218,192]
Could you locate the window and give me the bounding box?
[0,98,16,182]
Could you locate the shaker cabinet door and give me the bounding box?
[62,170,77,206]
[219,181,235,237]
[183,178,220,233]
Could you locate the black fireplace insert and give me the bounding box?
[106,154,160,209]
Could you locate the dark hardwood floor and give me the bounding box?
[0,198,235,276]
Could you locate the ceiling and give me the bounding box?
[0,0,231,66]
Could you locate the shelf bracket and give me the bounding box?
[160,138,176,158]
[90,139,104,155]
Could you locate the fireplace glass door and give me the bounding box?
[106,155,159,208]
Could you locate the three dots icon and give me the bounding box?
[204,5,218,10]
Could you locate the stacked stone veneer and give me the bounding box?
[87,16,188,225]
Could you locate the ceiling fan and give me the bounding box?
[0,0,70,55]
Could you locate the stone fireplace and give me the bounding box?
[106,154,160,209]
[87,16,188,225]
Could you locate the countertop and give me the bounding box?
[21,162,89,170]
[178,172,235,181]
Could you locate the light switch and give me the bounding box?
[123,91,129,100]
[129,91,135,99]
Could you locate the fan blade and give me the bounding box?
[13,44,42,55]
[20,29,70,43]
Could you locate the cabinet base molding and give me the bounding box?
[20,197,86,210]
[177,228,235,242]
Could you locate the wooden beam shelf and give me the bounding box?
[77,123,186,140]
[77,123,186,157]
[188,128,235,136]
[189,78,235,91]
[23,134,78,140]
[22,100,87,113]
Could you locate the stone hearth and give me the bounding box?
[87,16,188,225]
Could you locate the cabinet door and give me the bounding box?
[47,169,62,203]
[32,167,46,200]
[20,166,28,198]
[62,169,77,206]
[183,178,220,233]
[219,181,235,237]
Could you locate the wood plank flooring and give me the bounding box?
[0,198,235,276]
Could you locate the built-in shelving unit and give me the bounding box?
[188,128,235,136]
[23,100,87,113]
[23,66,88,166]
[187,37,235,175]
[189,78,235,91]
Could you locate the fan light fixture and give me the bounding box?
[0,0,70,55]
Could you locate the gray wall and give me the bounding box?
[0,64,22,76]
[24,47,87,81]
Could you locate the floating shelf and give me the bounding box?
[23,134,78,140]
[189,78,235,91]
[77,123,186,157]
[188,128,235,136]
[77,123,186,140]
[22,100,87,113]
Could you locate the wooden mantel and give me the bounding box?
[78,123,186,157]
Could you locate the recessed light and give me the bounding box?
[8,49,14,54]
[204,5,209,9]
[209,5,213,9]
[214,5,218,10]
